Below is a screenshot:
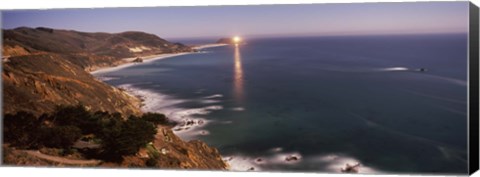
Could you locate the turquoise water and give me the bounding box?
[97,34,468,174]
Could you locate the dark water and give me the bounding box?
[98,34,468,174]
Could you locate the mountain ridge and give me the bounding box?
[3,27,194,70]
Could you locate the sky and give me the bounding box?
[1,1,469,39]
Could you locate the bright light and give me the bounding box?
[232,36,241,43]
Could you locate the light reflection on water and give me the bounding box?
[233,44,244,104]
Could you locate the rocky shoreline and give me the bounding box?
[87,43,231,169]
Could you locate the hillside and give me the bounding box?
[2,27,228,169]
[3,27,194,70]
[2,54,141,116]
[3,107,227,169]
[1,27,195,116]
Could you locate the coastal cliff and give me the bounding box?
[2,27,227,169]
[3,27,194,71]
[2,27,196,116]
[2,54,142,116]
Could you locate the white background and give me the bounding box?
[0,0,479,177]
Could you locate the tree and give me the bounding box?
[141,112,168,126]
[3,111,41,148]
[4,105,161,162]
[39,126,82,148]
[48,105,91,128]
[99,116,157,161]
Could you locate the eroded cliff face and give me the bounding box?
[2,54,141,116]
[2,45,32,57]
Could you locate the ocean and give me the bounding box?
[95,34,468,174]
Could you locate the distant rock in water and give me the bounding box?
[285,155,299,162]
[341,163,361,173]
[216,37,244,45]
[417,68,428,72]
[216,38,234,44]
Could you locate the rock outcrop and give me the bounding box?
[132,57,143,63]
[149,126,227,169]
[216,38,235,44]
[117,126,228,169]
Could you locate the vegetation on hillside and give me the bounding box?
[3,105,173,162]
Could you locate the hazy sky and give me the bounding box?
[1,1,469,39]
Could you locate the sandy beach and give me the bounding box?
[90,43,227,75]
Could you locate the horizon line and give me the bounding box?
[2,26,468,41]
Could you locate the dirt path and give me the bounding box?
[24,150,101,166]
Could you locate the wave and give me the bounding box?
[377,67,410,71]
[223,155,261,171]
[378,67,467,86]
[224,150,380,173]
[374,67,467,86]
[400,89,466,105]
[433,104,467,116]
[223,151,303,171]
[95,76,119,81]
[204,94,224,99]
[231,107,246,111]
[118,84,223,140]
[199,99,221,104]
[348,112,467,163]
[194,89,206,94]
[311,154,380,173]
[422,74,467,86]
[316,65,466,87]
[317,66,414,73]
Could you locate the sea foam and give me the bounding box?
[311,154,379,173]
[377,67,409,71]
[118,84,223,140]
